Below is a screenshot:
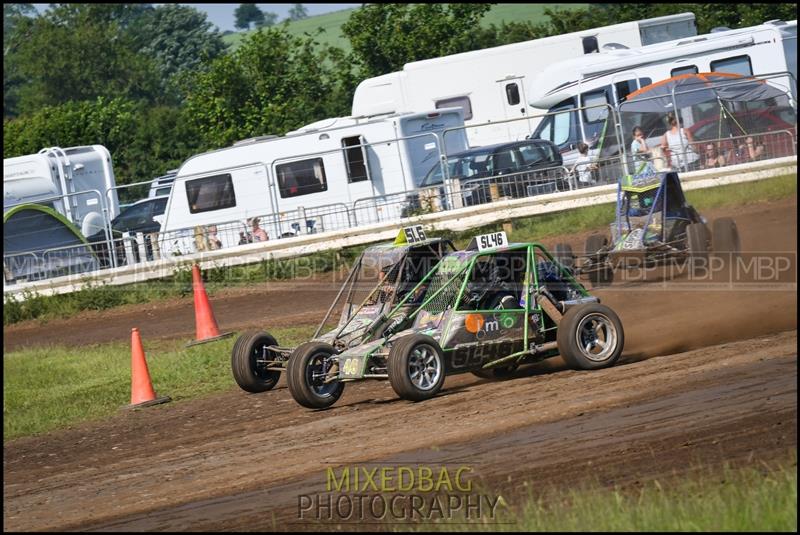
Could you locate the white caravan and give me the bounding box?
[159,108,468,253]
[3,145,120,236]
[351,13,697,147]
[527,19,798,164]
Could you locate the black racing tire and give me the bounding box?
[471,364,518,380]
[231,330,281,393]
[712,217,740,259]
[286,342,344,409]
[585,234,613,286]
[553,243,575,271]
[686,222,710,276]
[388,334,446,402]
[557,303,624,370]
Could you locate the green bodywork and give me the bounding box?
[332,242,593,381]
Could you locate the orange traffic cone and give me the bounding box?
[126,328,170,409]
[186,264,233,347]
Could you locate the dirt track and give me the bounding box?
[3,197,798,531]
[4,197,797,352]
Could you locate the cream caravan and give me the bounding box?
[351,13,697,147]
[159,108,467,253]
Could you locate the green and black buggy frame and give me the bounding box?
[552,171,741,286]
[286,232,625,409]
[230,226,455,393]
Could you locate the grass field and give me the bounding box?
[4,174,796,327]
[222,4,590,52]
[3,325,316,440]
[420,457,798,531]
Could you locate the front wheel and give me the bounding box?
[557,303,624,370]
[388,335,446,402]
[286,342,344,409]
[231,330,281,393]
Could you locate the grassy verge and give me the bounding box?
[3,324,317,440]
[422,457,797,531]
[4,174,796,326]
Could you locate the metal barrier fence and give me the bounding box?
[4,80,797,286]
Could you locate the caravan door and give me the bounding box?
[496,76,534,141]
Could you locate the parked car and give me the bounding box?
[88,196,169,267]
[407,139,566,213]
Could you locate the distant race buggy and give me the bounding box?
[231,226,454,393]
[286,231,625,409]
[553,171,741,285]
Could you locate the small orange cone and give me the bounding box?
[186,264,233,347]
[126,328,170,409]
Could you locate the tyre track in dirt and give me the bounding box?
[3,331,796,531]
[4,197,796,352]
[3,196,797,531]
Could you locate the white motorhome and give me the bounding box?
[159,108,468,253]
[351,13,697,147]
[527,19,798,165]
[3,145,120,236]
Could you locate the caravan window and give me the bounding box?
[671,65,698,77]
[435,96,473,120]
[614,78,652,104]
[342,136,369,183]
[186,174,235,214]
[277,158,328,198]
[505,83,521,105]
[581,90,609,123]
[710,55,753,76]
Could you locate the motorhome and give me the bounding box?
[158,108,468,254]
[3,145,120,237]
[527,19,798,166]
[350,13,697,147]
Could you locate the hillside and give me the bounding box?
[222,4,590,52]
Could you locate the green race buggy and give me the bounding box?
[286,231,625,409]
[231,226,454,393]
[554,171,740,285]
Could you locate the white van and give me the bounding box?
[351,13,697,147]
[527,19,798,167]
[158,108,468,254]
[3,145,120,236]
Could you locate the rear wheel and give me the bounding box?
[388,335,446,401]
[286,342,344,409]
[553,243,575,271]
[557,303,624,370]
[686,222,710,276]
[231,330,281,393]
[585,234,613,286]
[712,217,740,259]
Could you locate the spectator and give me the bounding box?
[630,126,655,175]
[249,217,269,242]
[572,142,597,186]
[702,143,726,169]
[207,225,222,250]
[740,136,767,162]
[661,114,699,171]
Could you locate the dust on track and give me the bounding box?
[4,197,796,352]
[3,196,797,531]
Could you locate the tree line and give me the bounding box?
[3,3,794,201]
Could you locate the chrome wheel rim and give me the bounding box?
[408,344,441,391]
[575,313,618,362]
